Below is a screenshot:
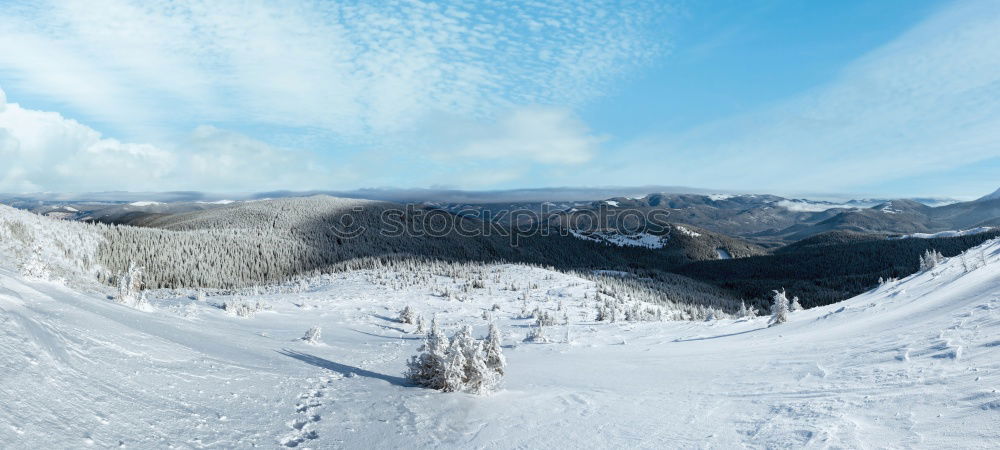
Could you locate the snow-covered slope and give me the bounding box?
[1,236,999,447]
[977,187,1000,202]
[894,227,994,239]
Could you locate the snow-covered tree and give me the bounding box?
[483,323,506,377]
[768,289,790,327]
[18,247,50,280]
[407,321,501,394]
[451,325,496,394]
[736,300,750,318]
[398,305,417,324]
[790,296,803,312]
[116,261,144,304]
[919,249,944,271]
[223,298,267,318]
[524,320,549,343]
[115,261,150,310]
[302,326,322,344]
[440,337,468,393]
[406,317,449,390]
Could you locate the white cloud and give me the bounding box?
[0,101,176,192]
[0,98,337,193]
[599,0,1000,195]
[184,126,339,192]
[444,107,605,165]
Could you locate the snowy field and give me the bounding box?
[1,236,999,448]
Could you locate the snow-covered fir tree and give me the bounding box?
[115,262,150,310]
[398,305,417,324]
[769,289,790,327]
[524,320,549,343]
[406,322,502,394]
[18,246,50,280]
[440,337,468,393]
[920,249,944,271]
[302,326,322,344]
[483,323,506,377]
[790,296,803,312]
[405,317,449,390]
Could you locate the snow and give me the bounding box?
[196,200,236,205]
[128,201,163,207]
[2,208,1000,447]
[674,225,702,237]
[568,229,668,249]
[603,200,620,207]
[893,227,994,239]
[716,248,732,259]
[879,202,903,214]
[708,193,735,201]
[776,199,857,212]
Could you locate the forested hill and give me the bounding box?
[675,229,1000,310]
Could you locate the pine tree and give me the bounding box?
[440,335,468,392]
[398,305,416,324]
[483,323,506,377]
[405,317,448,389]
[414,315,425,334]
[302,326,322,344]
[769,289,789,327]
[453,325,493,394]
[919,249,944,271]
[117,261,143,304]
[790,296,803,312]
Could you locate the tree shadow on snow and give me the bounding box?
[277,349,412,387]
[372,313,400,323]
[672,327,767,342]
[350,328,422,341]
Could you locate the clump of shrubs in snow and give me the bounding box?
[223,298,269,318]
[533,307,557,326]
[878,276,899,287]
[523,320,550,343]
[406,319,504,394]
[301,326,322,344]
[595,293,665,323]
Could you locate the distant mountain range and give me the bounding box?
[3,187,996,246]
[425,191,998,244]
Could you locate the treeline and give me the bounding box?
[675,230,1000,310]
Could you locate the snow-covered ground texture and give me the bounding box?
[894,227,994,240]
[568,229,668,249]
[2,236,1000,447]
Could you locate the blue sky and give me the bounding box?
[0,0,997,199]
